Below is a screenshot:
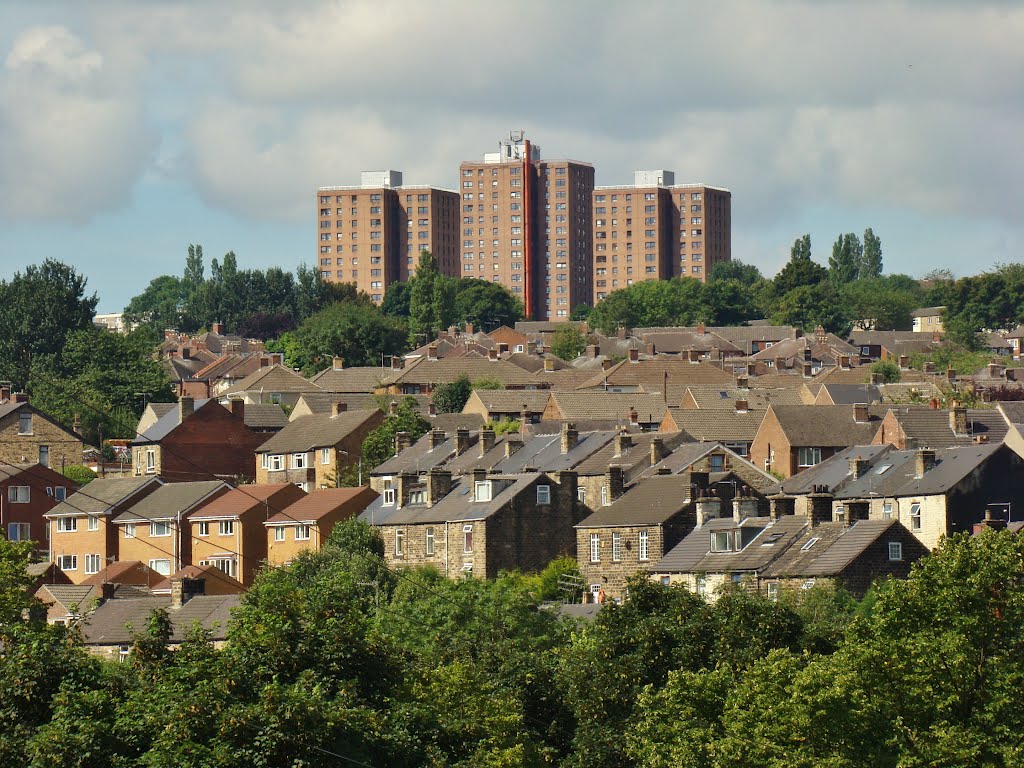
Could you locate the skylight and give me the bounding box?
[874,464,892,475]
[801,537,820,551]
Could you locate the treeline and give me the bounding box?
[588,229,930,335]
[0,260,173,444]
[2,527,1022,767]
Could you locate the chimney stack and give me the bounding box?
[479,428,496,457]
[898,355,908,369]
[426,469,452,507]
[586,344,600,359]
[428,402,437,417]
[947,367,956,381]
[628,347,639,363]
[170,577,205,609]
[807,488,833,525]
[332,401,347,416]
[853,403,869,423]
[504,436,523,457]
[803,347,812,362]
[650,437,665,466]
[332,356,344,370]
[394,431,413,454]
[428,429,446,450]
[178,397,194,422]
[389,400,398,415]
[915,448,937,478]
[802,362,813,378]
[736,373,749,390]
[870,373,884,385]
[390,355,404,370]
[544,357,555,372]
[815,325,827,343]
[604,465,625,504]
[923,361,935,374]
[774,356,786,371]
[0,385,9,402]
[695,495,722,527]
[488,348,498,361]
[560,422,579,454]
[211,321,224,335]
[454,428,470,456]
[396,472,414,508]
[688,349,701,363]
[733,493,760,523]
[629,407,639,426]
[613,430,633,457]
[973,507,1008,534]
[228,399,245,420]
[950,406,967,436]
[849,455,871,479]
[735,399,748,413]
[427,344,438,360]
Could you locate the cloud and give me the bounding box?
[0,25,156,223]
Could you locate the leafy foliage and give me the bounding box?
[550,324,588,361]
[432,375,472,413]
[869,360,901,383]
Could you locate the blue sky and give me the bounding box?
[1,0,1021,312]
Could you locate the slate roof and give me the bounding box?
[45,477,160,517]
[769,443,1005,499]
[788,520,901,577]
[578,359,734,391]
[132,399,286,443]
[911,306,945,317]
[652,515,809,574]
[816,384,881,405]
[80,593,241,645]
[265,486,378,524]
[465,390,551,414]
[150,564,245,594]
[572,431,685,476]
[113,480,228,523]
[255,409,381,454]
[576,474,694,528]
[311,366,390,392]
[885,406,1008,447]
[360,473,543,526]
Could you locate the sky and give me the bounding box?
[0,0,1022,312]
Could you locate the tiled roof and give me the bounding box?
[768,404,883,447]
[311,366,391,393]
[150,564,245,594]
[683,386,804,410]
[79,561,161,586]
[666,408,765,442]
[266,486,377,524]
[578,359,734,390]
[576,474,694,528]
[466,390,551,414]
[189,483,306,520]
[816,384,881,404]
[80,594,241,644]
[910,306,945,317]
[545,392,669,423]
[381,357,540,387]
[45,477,160,517]
[886,406,1008,447]
[652,515,808,574]
[113,481,228,523]
[572,431,684,476]
[227,365,323,395]
[256,409,382,454]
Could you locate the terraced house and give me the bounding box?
[0,390,84,472]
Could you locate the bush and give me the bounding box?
[63,465,97,485]
[869,360,901,383]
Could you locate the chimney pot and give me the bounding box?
[950,406,967,436]
[735,399,748,413]
[428,429,446,450]
[394,431,413,454]
[228,399,245,420]
[426,469,452,507]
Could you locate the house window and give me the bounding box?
[536,485,551,505]
[797,447,822,468]
[320,448,330,465]
[710,531,732,552]
[7,522,30,541]
[696,575,707,596]
[274,526,285,542]
[57,555,77,571]
[145,449,155,473]
[801,537,820,551]
[149,559,171,576]
[766,582,779,601]
[150,521,171,537]
[590,533,600,563]
[291,453,307,469]
[395,529,405,557]
[600,486,608,506]
[382,485,396,506]
[39,445,49,467]
[909,502,922,530]
[8,486,30,503]
[474,481,492,502]
[409,490,425,505]
[219,521,234,536]
[87,516,98,531]
[425,526,435,556]
[463,524,474,553]
[801,579,816,590]
[638,530,650,561]
[84,554,101,574]
[124,523,136,538]
[198,521,209,536]
[709,454,725,471]
[118,645,131,663]
[18,413,32,434]
[882,502,893,520]
[295,525,311,541]
[612,532,622,562]
[269,455,284,471]
[577,487,586,503]
[54,487,66,501]
[261,453,269,469]
[888,542,903,561]
[210,557,236,577]
[56,516,77,532]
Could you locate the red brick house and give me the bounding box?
[1,463,78,553]
[132,398,272,483]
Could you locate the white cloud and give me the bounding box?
[0,25,156,223]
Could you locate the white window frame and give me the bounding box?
[84,554,101,574]
[320,447,331,465]
[261,453,269,470]
[463,524,474,553]
[197,521,209,536]
[536,484,551,505]
[150,521,171,537]
[295,525,311,541]
[797,446,823,468]
[474,481,492,503]
[58,554,77,571]
[291,453,307,470]
[882,502,893,520]
[577,487,586,503]
[124,523,136,538]
[274,526,286,542]
[145,448,156,473]
[590,533,600,563]
[638,530,650,561]
[888,541,903,561]
[219,520,234,536]
[148,558,171,576]
[425,526,435,556]
[909,502,922,530]
[269,454,284,471]
[766,582,780,601]
[210,557,236,577]
[56,516,77,532]
[710,530,732,552]
[395,529,405,557]
[612,532,622,562]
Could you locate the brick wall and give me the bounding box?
[1,465,76,555]
[0,408,83,473]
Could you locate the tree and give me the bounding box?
[453,280,523,331]
[359,399,431,472]
[285,300,406,374]
[702,279,756,325]
[861,227,883,278]
[771,284,849,334]
[408,251,454,345]
[569,303,592,322]
[234,311,296,340]
[380,280,411,318]
[0,260,98,388]
[709,259,763,286]
[791,233,812,261]
[123,274,184,333]
[829,232,863,285]
[773,238,827,296]
[869,360,901,383]
[432,375,473,414]
[841,277,919,331]
[550,325,588,361]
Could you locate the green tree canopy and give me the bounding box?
[550,324,588,361]
[432,375,473,413]
[709,259,764,286]
[453,279,523,332]
[773,237,827,295]
[861,227,883,278]
[281,299,406,374]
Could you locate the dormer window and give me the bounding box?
[409,490,425,505]
[474,481,492,502]
[382,479,395,506]
[710,530,732,552]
